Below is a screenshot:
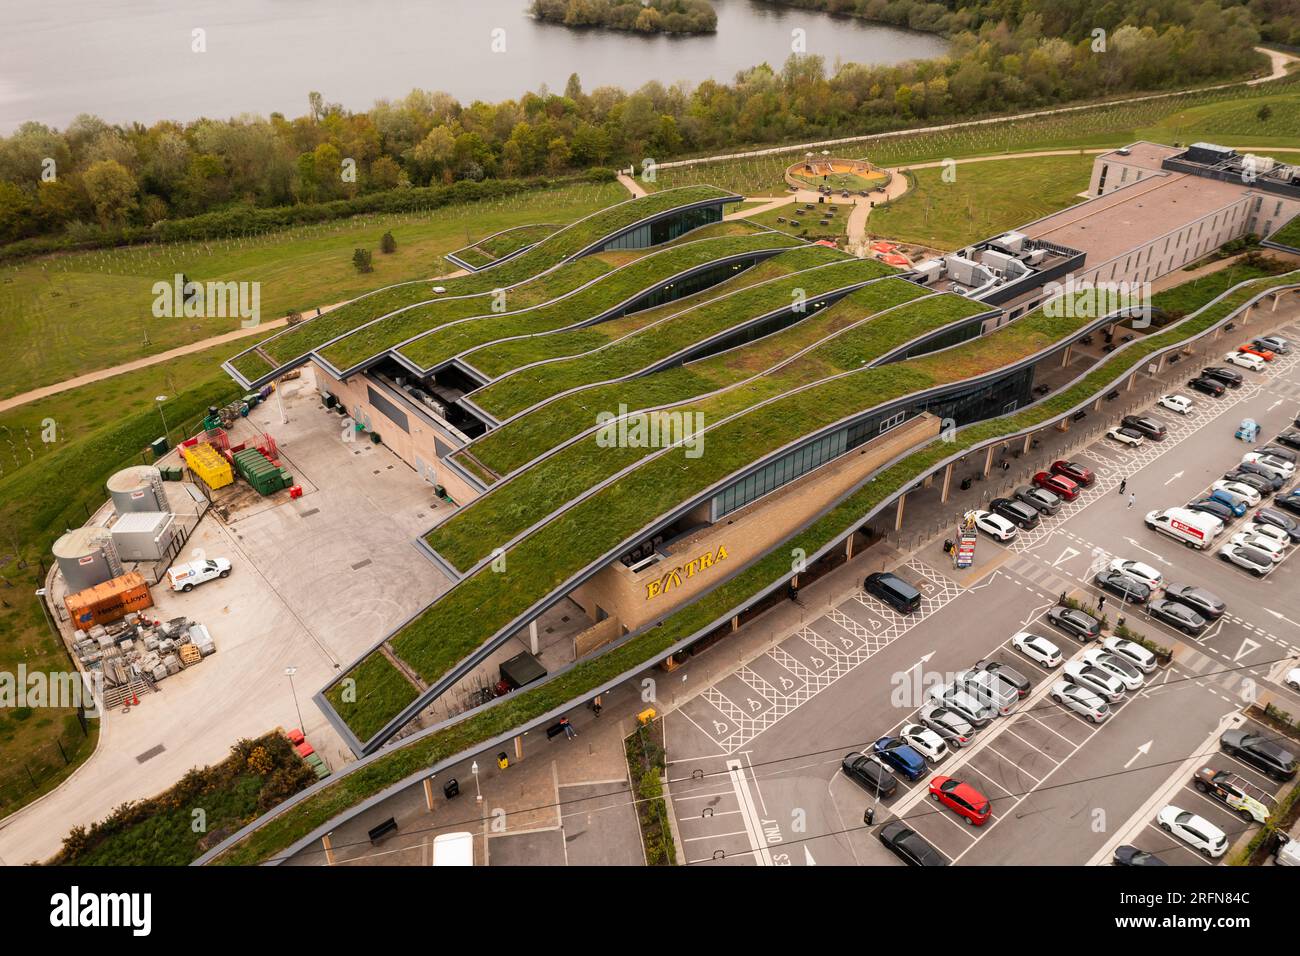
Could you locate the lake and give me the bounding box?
[0,0,947,132]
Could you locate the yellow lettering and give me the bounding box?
[646,579,662,600]
[715,545,728,562]
[699,551,713,570]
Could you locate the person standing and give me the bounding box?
[1097,594,1106,613]
[1118,477,1127,495]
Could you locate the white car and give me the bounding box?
[1107,427,1144,447]
[1108,557,1163,591]
[1285,667,1300,692]
[1157,805,1228,858]
[1011,631,1062,668]
[1243,521,1291,549]
[1230,531,1286,562]
[1050,680,1111,723]
[1158,394,1193,415]
[1219,541,1275,577]
[1082,649,1145,691]
[972,510,1017,542]
[1103,636,1158,674]
[898,722,949,763]
[1242,452,1295,477]
[1224,351,1265,371]
[1212,480,1262,507]
[1064,660,1126,704]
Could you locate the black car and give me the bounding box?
[1201,366,1243,389]
[1163,583,1226,620]
[1274,491,1300,516]
[1220,730,1298,781]
[1047,605,1101,641]
[1187,498,1234,522]
[1256,444,1298,464]
[1236,460,1287,490]
[842,752,899,796]
[974,658,1031,699]
[990,497,1040,530]
[878,821,947,867]
[1113,845,1168,867]
[1093,570,1151,604]
[1122,414,1167,441]
[1147,598,1207,636]
[1222,470,1274,495]
[1188,376,1226,397]
[1252,507,1300,542]
[1275,431,1300,452]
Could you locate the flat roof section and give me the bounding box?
[1020,172,1249,268]
[1096,141,1182,172]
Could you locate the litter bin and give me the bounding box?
[150,436,169,460]
[496,752,509,770]
[443,778,460,799]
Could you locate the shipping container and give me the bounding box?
[65,572,153,631]
[182,442,233,490]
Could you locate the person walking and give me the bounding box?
[1097,594,1106,612]
[1118,477,1127,495]
[1127,492,1136,509]
[560,717,577,739]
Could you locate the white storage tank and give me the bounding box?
[53,528,123,592]
[107,465,165,514]
[110,511,176,562]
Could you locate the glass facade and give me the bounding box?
[889,318,984,361]
[615,256,764,317]
[598,204,724,251]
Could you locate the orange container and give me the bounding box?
[65,571,153,631]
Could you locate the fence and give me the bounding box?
[0,711,92,817]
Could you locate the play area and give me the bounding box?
[785,157,890,194]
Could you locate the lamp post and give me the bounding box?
[471,760,482,803]
[284,666,304,731]
[155,395,171,444]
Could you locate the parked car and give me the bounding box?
[989,498,1039,530]
[1221,730,1298,781]
[1187,376,1226,397]
[928,776,991,825]
[1213,480,1262,507]
[1108,558,1163,590]
[1222,470,1274,495]
[1051,679,1111,722]
[898,722,949,763]
[918,703,975,748]
[1011,631,1062,668]
[1273,431,1300,451]
[1218,541,1275,576]
[1049,460,1095,486]
[1082,649,1145,691]
[1252,507,1300,542]
[1162,583,1225,620]
[1207,490,1248,517]
[1047,605,1101,642]
[973,658,1031,699]
[1240,521,1290,550]
[1157,394,1193,415]
[927,682,995,727]
[972,509,1018,541]
[1256,444,1298,464]
[842,752,898,796]
[1187,498,1236,522]
[1106,426,1144,447]
[957,668,1018,717]
[1157,806,1228,858]
[1015,485,1062,515]
[1285,668,1300,693]
[1242,452,1295,478]
[1103,636,1158,673]
[1274,490,1300,516]
[166,558,232,593]
[1253,335,1290,354]
[1230,531,1286,562]
[1122,414,1167,440]
[1064,660,1126,703]
[1113,845,1168,866]
[872,736,928,781]
[877,821,948,866]
[1201,366,1243,389]
[1093,570,1150,604]
[1225,350,1266,371]
[1034,471,1080,501]
[1147,598,1208,636]
[864,572,922,614]
[1237,460,1287,490]
[1192,767,1272,824]
[1238,342,1275,362]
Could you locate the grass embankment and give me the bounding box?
[390,232,801,371]
[869,153,1096,249]
[4,181,626,401]
[449,222,559,268]
[324,654,420,744]
[231,185,734,377]
[205,270,1298,867]
[1266,213,1300,252]
[467,257,897,419]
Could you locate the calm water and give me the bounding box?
[0,0,947,132]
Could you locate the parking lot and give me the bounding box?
[665,318,1300,866]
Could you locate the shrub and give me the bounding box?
[352,247,373,273]
[380,231,397,254]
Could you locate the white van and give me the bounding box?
[1144,508,1222,550]
[432,831,475,866]
[1275,833,1300,867]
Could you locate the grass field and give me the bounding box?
[744,201,850,244]
[1,181,627,402]
[868,153,1097,249]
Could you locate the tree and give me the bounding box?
[1257,104,1273,122]
[352,248,373,273]
[81,159,137,226]
[380,231,397,254]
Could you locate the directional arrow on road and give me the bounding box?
[1163,471,1184,486]
[1124,741,1152,769]
[804,847,817,866]
[1123,537,1172,566]
[1264,608,1300,630]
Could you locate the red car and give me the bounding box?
[1239,343,1275,362]
[929,776,992,826]
[1034,471,1080,501]
[1050,460,1094,487]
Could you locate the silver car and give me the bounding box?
[1064,661,1126,704]
[1051,680,1111,723]
[918,702,975,747]
[928,681,995,727]
[1082,649,1144,691]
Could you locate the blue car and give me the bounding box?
[872,736,927,780]
[1209,489,1248,517]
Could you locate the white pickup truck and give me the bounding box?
[167,558,231,592]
